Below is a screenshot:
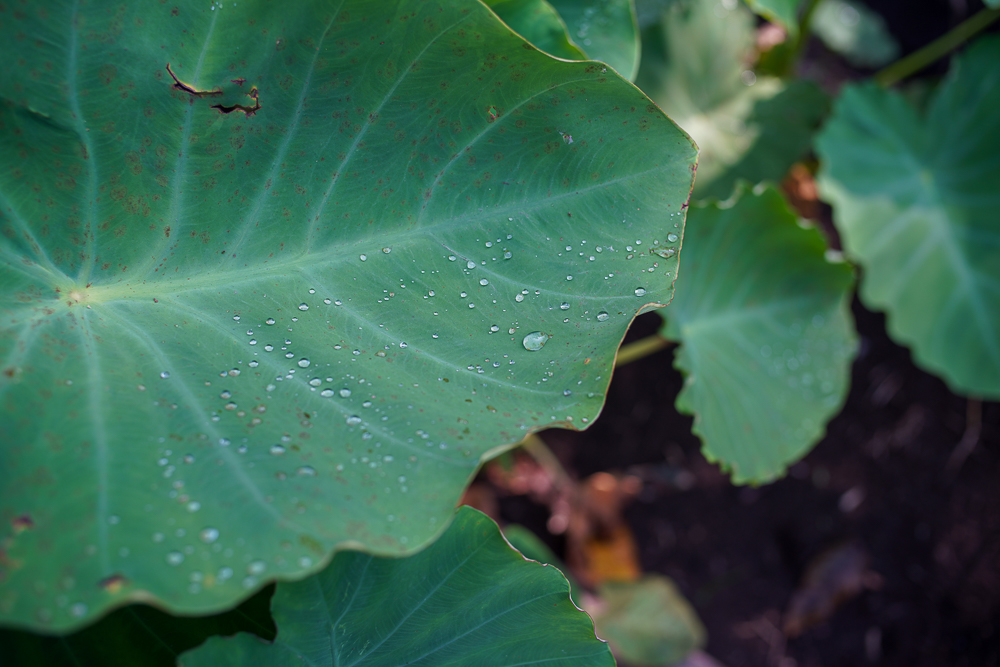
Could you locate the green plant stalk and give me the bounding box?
[790,0,825,64]
[615,334,673,367]
[874,7,1000,87]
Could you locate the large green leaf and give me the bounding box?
[636,0,822,198]
[0,0,696,632]
[816,36,1000,398]
[179,507,614,666]
[660,184,856,483]
[549,0,641,81]
[486,0,588,60]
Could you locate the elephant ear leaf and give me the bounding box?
[0,0,695,631]
[178,507,615,667]
[817,35,1000,399]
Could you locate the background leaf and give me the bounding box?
[550,0,642,80]
[816,36,1000,398]
[0,0,696,631]
[594,575,705,667]
[486,0,588,60]
[694,80,829,200]
[178,506,614,667]
[811,0,900,68]
[636,0,822,198]
[660,184,856,483]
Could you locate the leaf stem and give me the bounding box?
[521,433,575,490]
[615,334,673,367]
[790,0,825,63]
[874,7,1000,87]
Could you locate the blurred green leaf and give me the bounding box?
[486,0,588,60]
[697,80,829,200]
[637,0,821,198]
[0,0,696,631]
[816,36,1000,399]
[179,507,614,667]
[811,0,900,68]
[550,0,641,80]
[745,0,803,34]
[660,184,856,483]
[594,575,705,666]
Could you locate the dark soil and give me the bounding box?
[512,302,1000,667]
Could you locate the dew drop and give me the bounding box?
[566,275,573,281]
[297,466,316,477]
[597,311,609,322]
[382,247,392,254]
[320,389,335,397]
[166,551,184,566]
[199,528,220,544]
[339,388,352,398]
[359,254,367,261]
[248,560,266,576]
[559,302,570,310]
[515,293,525,302]
[504,251,512,259]
[297,359,311,368]
[346,415,362,426]
[270,444,286,455]
[399,342,408,348]
[309,378,322,387]
[265,318,275,325]
[298,303,309,311]
[466,260,476,269]
[634,287,647,297]
[667,233,679,242]
[159,371,170,379]
[522,331,549,351]
[479,278,489,286]
[490,325,500,332]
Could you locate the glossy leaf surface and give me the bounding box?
[816,36,1000,398]
[660,185,856,483]
[179,507,614,667]
[0,0,696,631]
[486,0,587,60]
[549,0,641,80]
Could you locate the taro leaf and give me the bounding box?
[485,0,588,61]
[0,0,696,632]
[502,523,581,605]
[636,0,816,198]
[695,80,829,201]
[745,0,803,34]
[811,0,899,69]
[660,184,856,483]
[549,0,641,81]
[816,36,1000,398]
[178,507,614,667]
[593,575,705,667]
